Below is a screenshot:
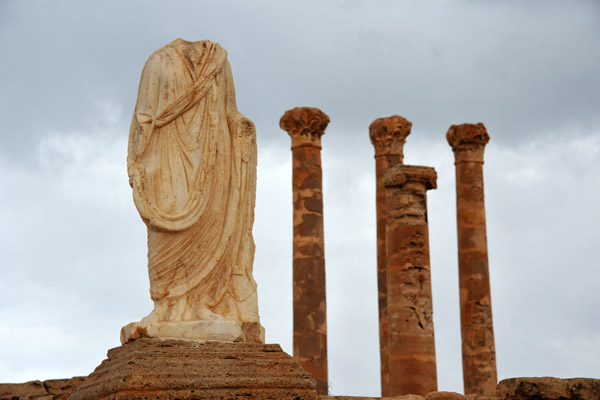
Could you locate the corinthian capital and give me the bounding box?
[280,107,330,149]
[446,123,490,164]
[369,115,412,158]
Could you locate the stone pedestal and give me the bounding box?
[69,338,317,400]
[369,115,412,396]
[121,320,264,344]
[280,107,330,395]
[383,165,438,396]
[447,123,497,396]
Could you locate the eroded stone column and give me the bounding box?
[280,107,330,395]
[447,123,497,396]
[369,116,412,396]
[384,165,438,396]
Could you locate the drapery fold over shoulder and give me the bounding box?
[135,42,227,141]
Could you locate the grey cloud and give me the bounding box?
[3,1,599,166]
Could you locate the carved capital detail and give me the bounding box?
[447,123,490,163]
[369,115,412,158]
[383,164,437,191]
[280,107,330,149]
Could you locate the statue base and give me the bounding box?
[69,338,317,400]
[120,320,265,344]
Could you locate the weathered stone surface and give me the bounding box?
[0,377,85,400]
[122,39,263,343]
[497,377,600,400]
[447,123,497,396]
[44,378,86,398]
[69,338,317,400]
[323,390,495,400]
[319,396,425,400]
[424,393,497,400]
[280,107,330,395]
[384,164,438,396]
[425,391,466,400]
[369,115,412,396]
[0,380,47,399]
[464,395,497,400]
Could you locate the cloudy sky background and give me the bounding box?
[1,0,599,395]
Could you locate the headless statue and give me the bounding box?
[121,39,264,343]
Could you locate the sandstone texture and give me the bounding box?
[319,392,496,400]
[369,115,412,396]
[123,39,263,343]
[0,377,85,400]
[280,107,330,394]
[69,338,317,400]
[447,123,497,396]
[5,376,599,399]
[383,164,438,396]
[320,396,426,400]
[497,377,600,400]
[426,392,477,400]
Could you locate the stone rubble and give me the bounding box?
[0,377,85,400]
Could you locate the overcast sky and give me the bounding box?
[1,1,599,396]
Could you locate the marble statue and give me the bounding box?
[120,39,264,344]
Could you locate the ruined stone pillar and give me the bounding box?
[384,164,438,396]
[446,123,497,396]
[280,107,330,395]
[369,116,412,396]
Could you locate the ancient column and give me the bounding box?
[369,116,412,396]
[280,107,330,395]
[384,164,438,396]
[447,123,497,396]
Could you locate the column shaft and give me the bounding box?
[374,154,400,395]
[447,123,497,396]
[384,165,438,396]
[369,115,411,396]
[281,107,330,394]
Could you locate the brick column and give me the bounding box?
[280,107,330,394]
[369,116,412,396]
[446,123,497,396]
[384,164,438,396]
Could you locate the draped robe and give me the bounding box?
[127,39,259,323]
